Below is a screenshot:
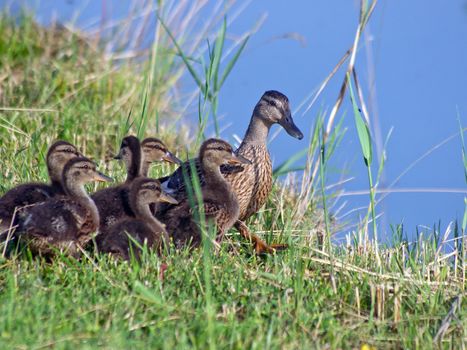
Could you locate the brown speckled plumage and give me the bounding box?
[97,178,175,261]
[160,139,250,249]
[224,143,272,221]
[160,91,303,253]
[17,157,112,257]
[160,91,303,252]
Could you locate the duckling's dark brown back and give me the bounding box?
[92,186,134,229]
[18,196,95,257]
[96,177,171,260]
[97,220,165,260]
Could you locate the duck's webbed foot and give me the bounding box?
[234,220,288,254]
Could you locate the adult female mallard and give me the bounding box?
[160,90,303,253]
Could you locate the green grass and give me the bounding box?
[0,10,466,350]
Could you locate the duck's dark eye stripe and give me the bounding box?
[145,144,165,151]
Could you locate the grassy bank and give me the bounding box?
[0,11,465,350]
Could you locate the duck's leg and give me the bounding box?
[234,220,288,254]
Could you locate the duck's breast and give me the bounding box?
[224,144,272,220]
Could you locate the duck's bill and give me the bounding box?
[280,113,304,140]
[162,151,183,165]
[159,192,178,205]
[228,153,252,165]
[94,172,114,183]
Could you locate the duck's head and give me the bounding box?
[141,138,182,165]
[200,139,252,167]
[130,178,178,206]
[47,140,82,183]
[113,136,141,168]
[62,157,113,189]
[253,90,303,140]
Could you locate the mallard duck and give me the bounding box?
[160,138,251,249]
[17,157,112,257]
[141,137,182,176]
[96,178,177,261]
[0,140,81,236]
[92,135,179,229]
[160,90,303,253]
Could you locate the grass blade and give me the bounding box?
[219,35,249,89]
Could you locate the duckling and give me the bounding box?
[141,137,182,176]
[160,138,251,249]
[17,157,112,257]
[0,140,81,236]
[160,90,303,253]
[97,178,177,261]
[92,136,180,230]
[91,136,142,229]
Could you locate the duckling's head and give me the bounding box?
[62,157,113,191]
[253,90,303,140]
[113,135,142,171]
[47,140,82,183]
[200,139,251,167]
[130,178,178,207]
[141,138,182,165]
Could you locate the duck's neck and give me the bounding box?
[141,162,151,178]
[134,201,169,242]
[242,114,272,144]
[64,179,100,225]
[126,152,142,183]
[48,166,63,190]
[202,161,231,194]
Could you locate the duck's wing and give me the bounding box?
[0,183,55,221]
[160,157,245,195]
[92,186,132,229]
[187,200,226,221]
[159,158,203,195]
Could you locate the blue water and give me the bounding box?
[3,0,467,241]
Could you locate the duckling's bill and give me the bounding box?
[162,151,182,165]
[94,172,113,182]
[228,153,252,165]
[159,192,178,205]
